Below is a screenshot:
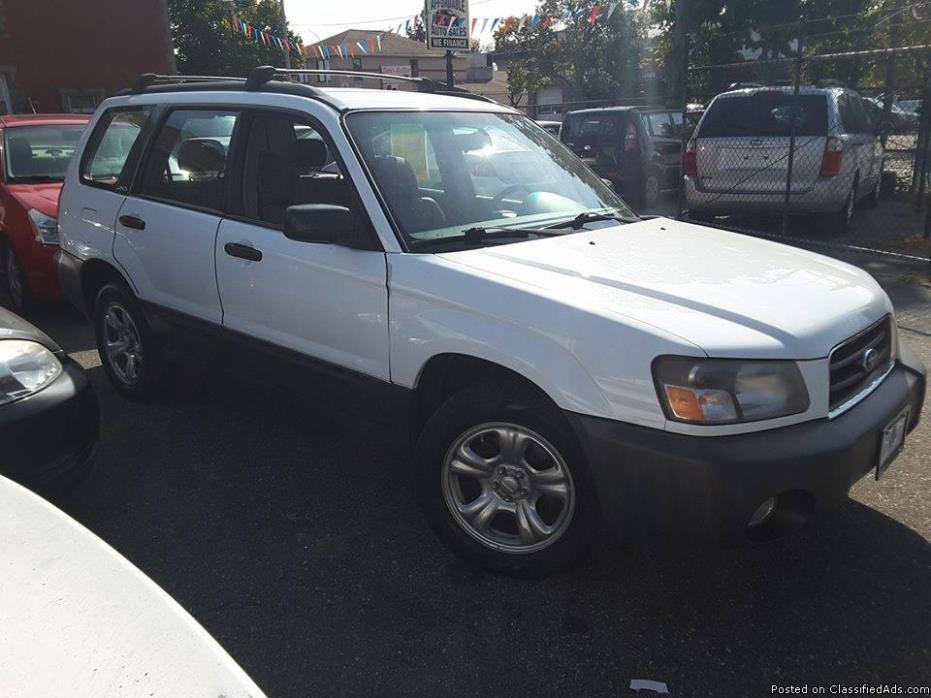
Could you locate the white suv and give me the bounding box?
[58,68,925,576]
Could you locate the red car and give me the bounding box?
[0,115,90,312]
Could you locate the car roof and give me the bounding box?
[564,105,675,117]
[0,114,91,127]
[712,86,846,100]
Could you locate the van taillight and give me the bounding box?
[684,139,697,176]
[624,123,638,152]
[819,137,843,177]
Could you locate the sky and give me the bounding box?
[284,0,540,45]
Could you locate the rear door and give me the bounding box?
[694,92,828,194]
[643,111,681,186]
[113,108,240,324]
[839,93,881,192]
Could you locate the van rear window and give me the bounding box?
[698,93,828,138]
[563,114,618,144]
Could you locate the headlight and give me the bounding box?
[28,209,59,245]
[0,340,62,406]
[652,356,809,424]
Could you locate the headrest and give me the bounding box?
[177,139,226,173]
[7,136,33,164]
[295,138,328,168]
[257,151,294,205]
[370,155,419,199]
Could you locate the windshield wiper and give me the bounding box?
[548,210,638,230]
[460,226,570,243]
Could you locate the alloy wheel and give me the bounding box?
[441,422,575,554]
[102,301,144,385]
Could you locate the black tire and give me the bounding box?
[687,211,715,224]
[93,280,163,400]
[415,379,597,577]
[862,171,881,209]
[827,185,855,235]
[2,240,32,314]
[639,168,661,209]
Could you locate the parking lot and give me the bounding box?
[9,240,928,697]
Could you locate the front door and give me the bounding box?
[215,111,390,381]
[114,108,241,324]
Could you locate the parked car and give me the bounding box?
[685,86,884,233]
[561,106,685,208]
[0,305,98,490]
[535,119,562,137]
[59,71,925,576]
[897,99,922,117]
[0,114,90,312]
[863,97,919,133]
[0,474,267,698]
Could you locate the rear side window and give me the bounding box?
[839,95,871,134]
[698,93,828,138]
[80,108,152,190]
[136,109,239,212]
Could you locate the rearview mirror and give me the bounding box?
[284,204,359,246]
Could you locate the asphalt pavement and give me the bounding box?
[11,244,931,698]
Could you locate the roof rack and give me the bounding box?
[121,66,496,105]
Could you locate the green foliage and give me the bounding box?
[495,1,648,106]
[168,0,304,76]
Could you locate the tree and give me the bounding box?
[494,1,648,108]
[168,0,304,76]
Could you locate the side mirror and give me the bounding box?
[284,204,359,246]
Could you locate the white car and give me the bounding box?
[57,68,926,576]
[0,475,266,697]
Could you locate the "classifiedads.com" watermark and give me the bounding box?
[771,685,929,695]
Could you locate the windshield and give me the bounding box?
[699,93,828,138]
[4,124,86,183]
[345,111,635,249]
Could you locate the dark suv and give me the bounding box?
[561,106,685,208]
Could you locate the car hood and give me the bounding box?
[0,306,59,352]
[7,182,63,217]
[438,217,891,359]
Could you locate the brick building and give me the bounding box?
[0,0,174,114]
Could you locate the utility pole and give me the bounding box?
[279,0,291,69]
[674,0,688,217]
[446,50,454,88]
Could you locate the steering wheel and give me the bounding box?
[492,183,531,205]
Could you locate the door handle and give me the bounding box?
[118,214,146,230]
[224,242,262,262]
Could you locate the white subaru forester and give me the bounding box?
[58,67,926,576]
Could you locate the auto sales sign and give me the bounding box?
[425,0,470,51]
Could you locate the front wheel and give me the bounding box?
[2,241,32,314]
[416,380,596,577]
[94,281,163,400]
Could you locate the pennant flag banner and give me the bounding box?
[230,14,301,56]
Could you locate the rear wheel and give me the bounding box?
[828,185,855,235]
[416,380,596,577]
[640,169,661,209]
[94,281,163,399]
[687,211,715,224]
[2,241,31,314]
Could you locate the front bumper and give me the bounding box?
[568,345,926,543]
[0,356,99,489]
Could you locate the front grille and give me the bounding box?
[829,315,893,412]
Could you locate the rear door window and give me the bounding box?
[646,112,674,138]
[136,109,239,212]
[698,93,828,138]
[80,108,152,190]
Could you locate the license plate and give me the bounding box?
[876,407,910,480]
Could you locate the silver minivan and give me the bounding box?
[684,86,883,232]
